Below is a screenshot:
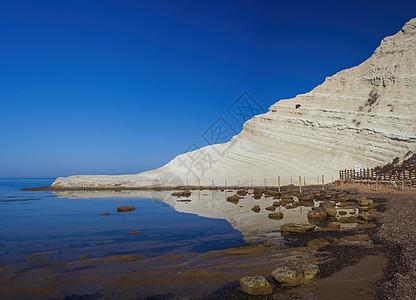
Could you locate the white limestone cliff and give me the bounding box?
[52,18,416,189]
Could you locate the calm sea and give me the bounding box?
[0,178,244,265]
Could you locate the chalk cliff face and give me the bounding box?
[52,18,416,188]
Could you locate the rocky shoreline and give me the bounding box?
[219,184,416,300]
[7,183,415,299]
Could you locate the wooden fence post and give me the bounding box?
[278,176,280,192]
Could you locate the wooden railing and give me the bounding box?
[339,165,416,181]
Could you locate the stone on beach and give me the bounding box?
[240,275,273,296]
[268,212,284,220]
[281,223,315,235]
[117,206,135,213]
[237,189,248,196]
[272,261,319,286]
[358,198,374,207]
[308,207,327,219]
[339,216,358,223]
[320,201,337,217]
[328,221,341,229]
[307,238,330,248]
[253,189,263,199]
[266,205,276,211]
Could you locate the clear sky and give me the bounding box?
[0,0,415,178]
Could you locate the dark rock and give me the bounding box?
[308,207,327,219]
[240,275,273,296]
[281,223,315,235]
[251,205,261,213]
[328,221,341,229]
[344,188,359,194]
[253,188,263,199]
[237,189,248,196]
[299,200,314,207]
[268,212,284,220]
[338,216,358,223]
[171,190,192,197]
[272,261,319,286]
[117,206,135,213]
[357,198,374,207]
[227,194,241,204]
[307,238,330,248]
[266,206,276,211]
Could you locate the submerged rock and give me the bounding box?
[171,190,192,197]
[99,212,110,216]
[299,200,314,207]
[337,234,373,247]
[237,189,248,196]
[117,206,135,213]
[240,275,273,296]
[272,261,319,286]
[268,212,284,220]
[281,223,315,235]
[307,238,330,248]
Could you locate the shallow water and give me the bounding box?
[0,179,245,266]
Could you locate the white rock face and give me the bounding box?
[52,18,416,189]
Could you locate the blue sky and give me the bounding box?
[0,0,415,177]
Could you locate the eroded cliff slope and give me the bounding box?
[52,18,416,188]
